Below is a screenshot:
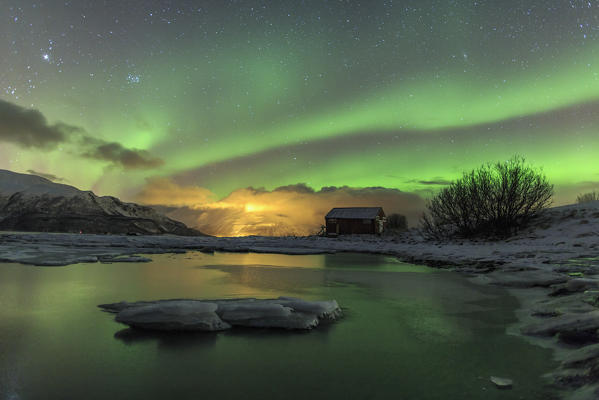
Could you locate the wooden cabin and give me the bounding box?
[325,207,386,236]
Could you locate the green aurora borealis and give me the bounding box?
[1,0,599,233]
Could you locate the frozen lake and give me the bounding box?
[0,252,557,399]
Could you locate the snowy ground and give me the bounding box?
[1,201,599,399]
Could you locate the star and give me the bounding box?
[126,73,141,84]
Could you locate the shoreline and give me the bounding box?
[1,201,598,399]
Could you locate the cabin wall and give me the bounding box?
[326,218,376,234]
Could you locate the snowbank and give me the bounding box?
[99,297,342,331]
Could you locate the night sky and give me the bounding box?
[1,1,599,235]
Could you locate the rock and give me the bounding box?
[99,300,156,313]
[582,291,599,307]
[228,311,320,330]
[550,368,593,389]
[562,343,599,368]
[532,293,598,316]
[567,383,599,400]
[76,256,99,263]
[114,301,230,332]
[490,376,513,389]
[483,270,568,288]
[101,255,152,263]
[276,297,342,320]
[558,329,599,345]
[100,297,343,331]
[99,301,132,313]
[521,311,599,337]
[550,285,573,297]
[210,299,321,329]
[248,246,336,255]
[531,309,561,318]
[567,279,599,293]
[217,301,293,321]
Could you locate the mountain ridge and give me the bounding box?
[0,169,204,236]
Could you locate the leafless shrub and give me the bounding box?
[421,156,553,239]
[386,213,407,231]
[577,191,599,204]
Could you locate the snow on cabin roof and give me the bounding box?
[325,207,383,219]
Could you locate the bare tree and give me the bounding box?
[386,213,407,231]
[421,156,553,239]
[577,191,599,204]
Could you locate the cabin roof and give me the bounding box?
[325,207,383,219]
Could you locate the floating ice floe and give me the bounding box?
[490,376,513,389]
[99,297,342,331]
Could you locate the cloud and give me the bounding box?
[136,177,215,206]
[0,99,76,148]
[26,169,66,182]
[273,183,316,194]
[0,99,163,170]
[81,139,164,169]
[413,179,453,186]
[136,180,425,236]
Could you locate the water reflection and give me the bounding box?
[0,252,558,400]
[114,328,219,350]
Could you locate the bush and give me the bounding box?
[577,191,599,204]
[421,156,553,239]
[386,213,407,231]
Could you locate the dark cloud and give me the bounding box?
[0,99,76,148]
[417,180,451,186]
[0,99,163,170]
[81,139,164,169]
[414,179,453,186]
[26,170,66,182]
[273,183,316,194]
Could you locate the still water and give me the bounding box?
[0,252,557,400]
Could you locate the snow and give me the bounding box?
[490,376,513,389]
[0,201,597,270]
[0,169,83,197]
[114,300,230,332]
[100,297,343,331]
[2,201,599,397]
[0,169,200,235]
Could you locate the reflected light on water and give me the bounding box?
[0,252,558,400]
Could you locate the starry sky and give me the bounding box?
[1,0,599,235]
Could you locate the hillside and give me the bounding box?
[0,170,204,236]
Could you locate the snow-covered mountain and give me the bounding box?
[0,169,204,236]
[0,169,82,197]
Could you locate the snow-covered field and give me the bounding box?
[1,201,599,399]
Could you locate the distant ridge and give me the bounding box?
[0,169,82,197]
[0,169,205,236]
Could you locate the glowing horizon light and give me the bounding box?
[244,203,265,213]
